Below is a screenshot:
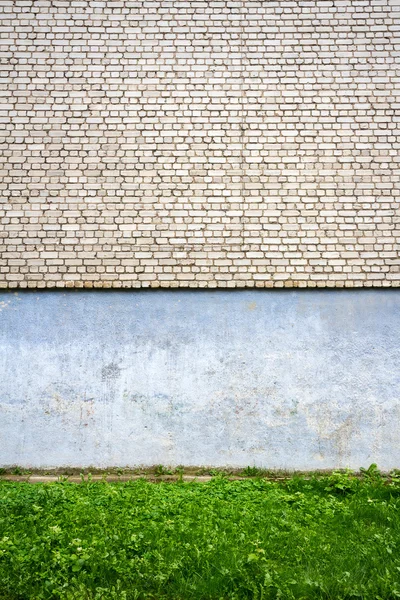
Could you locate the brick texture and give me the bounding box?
[1,0,399,288]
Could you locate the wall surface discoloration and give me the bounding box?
[0,290,399,469]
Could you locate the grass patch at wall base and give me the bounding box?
[1,472,400,599]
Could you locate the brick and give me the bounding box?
[0,0,398,289]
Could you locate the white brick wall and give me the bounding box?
[0,0,399,288]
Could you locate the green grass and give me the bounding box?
[1,470,400,599]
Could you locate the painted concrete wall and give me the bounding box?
[0,290,399,470]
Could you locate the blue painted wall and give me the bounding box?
[0,290,399,470]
